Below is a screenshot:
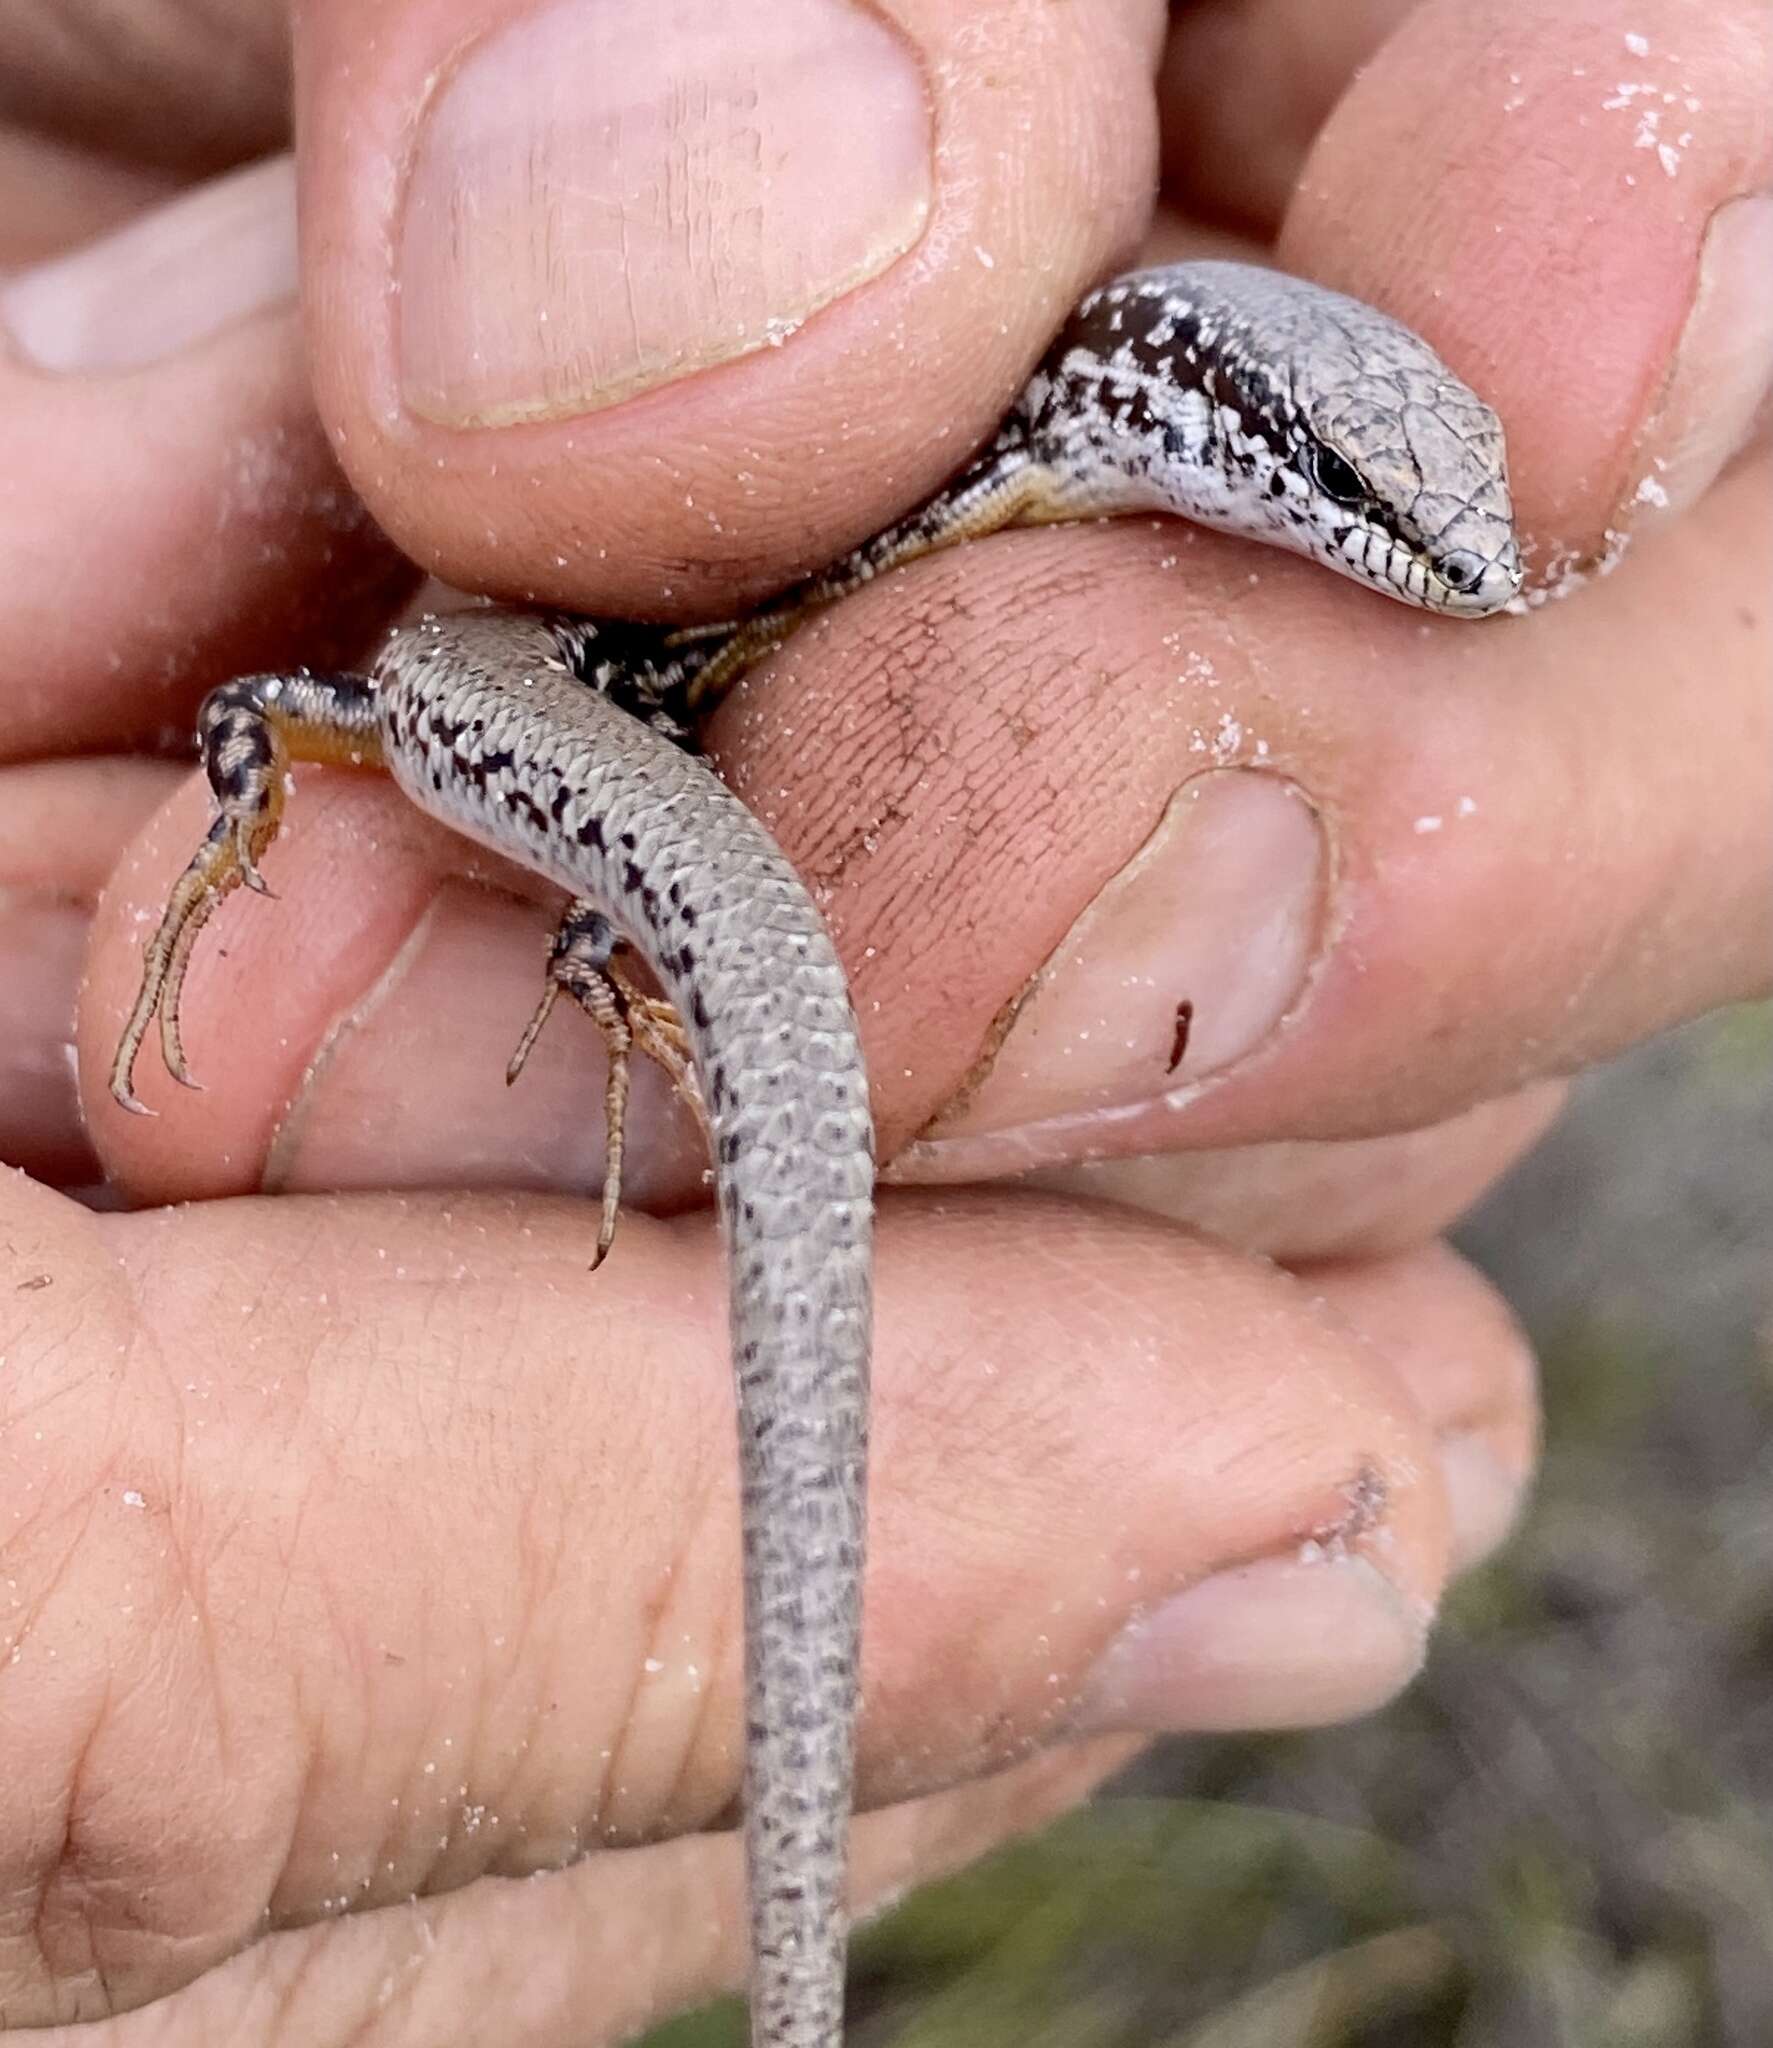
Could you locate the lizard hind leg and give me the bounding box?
[506,900,708,1269]
[108,670,383,1115]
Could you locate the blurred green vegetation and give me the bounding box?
[642,1007,1772,2048]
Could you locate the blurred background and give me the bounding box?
[650,999,1773,2048]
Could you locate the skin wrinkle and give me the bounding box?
[877,1217,1090,1473]
[588,1304,734,1839]
[34,1637,219,2016]
[13,1212,262,2015]
[16,1705,91,2007]
[871,690,1076,944]
[5,1313,201,1997]
[267,1685,331,1931]
[263,903,449,1192]
[503,1467,587,1837]
[735,540,1140,942]
[600,1500,720,1847]
[102,1216,523,1929]
[672,1479,749,1838]
[450,1243,721,1850]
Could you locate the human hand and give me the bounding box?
[4,0,1769,2040]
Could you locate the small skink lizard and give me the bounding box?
[111,260,1519,2048]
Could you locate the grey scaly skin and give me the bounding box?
[110,258,1518,2048]
[378,616,873,2048]
[682,260,1521,703]
[1018,259,1520,609]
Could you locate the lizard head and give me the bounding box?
[1028,259,1523,618]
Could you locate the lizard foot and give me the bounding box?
[507,898,707,1268]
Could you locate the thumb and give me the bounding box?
[294,0,1164,616]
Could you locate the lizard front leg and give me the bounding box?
[110,671,382,1113]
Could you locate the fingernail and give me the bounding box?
[918,772,1325,1153]
[1637,190,1773,521]
[0,157,296,374]
[1075,1554,1429,1735]
[397,0,933,427]
[1439,1431,1525,1571]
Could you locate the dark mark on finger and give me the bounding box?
[1167,999,1195,1074]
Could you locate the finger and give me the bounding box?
[80,766,718,1209]
[1280,0,1773,566]
[0,157,416,761]
[781,456,1768,1185]
[1,1169,1542,2020]
[294,0,1164,615]
[0,127,178,267]
[17,1744,1134,2047]
[0,0,288,175]
[75,768,1546,1263]
[1303,1240,1539,1572]
[1157,0,1420,237]
[0,757,182,1185]
[1019,1083,1568,1263]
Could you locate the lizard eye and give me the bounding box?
[1306,443,1366,506]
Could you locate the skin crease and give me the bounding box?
[0,0,1767,2040]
